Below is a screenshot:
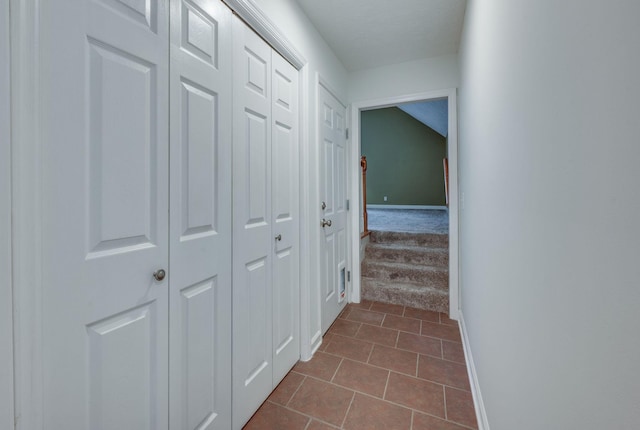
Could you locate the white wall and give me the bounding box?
[458,1,640,429]
[0,0,14,426]
[348,54,459,103]
[250,0,349,357]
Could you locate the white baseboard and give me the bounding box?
[459,311,490,430]
[366,204,447,210]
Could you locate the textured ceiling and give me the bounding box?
[398,99,448,137]
[294,0,467,72]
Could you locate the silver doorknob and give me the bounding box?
[275,234,282,241]
[153,269,166,281]
[321,219,332,227]
[321,201,327,210]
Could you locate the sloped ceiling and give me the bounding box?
[293,0,467,72]
[398,99,448,137]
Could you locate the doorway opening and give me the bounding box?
[349,89,459,319]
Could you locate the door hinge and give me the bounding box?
[345,128,349,139]
[346,199,350,211]
[347,271,351,282]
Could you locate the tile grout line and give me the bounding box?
[302,415,313,430]
[382,369,391,400]
[329,358,344,382]
[394,327,400,348]
[345,389,447,426]
[339,391,357,429]
[301,371,396,406]
[285,374,308,407]
[442,384,448,421]
[365,339,376,364]
[274,400,340,430]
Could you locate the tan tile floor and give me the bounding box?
[243,300,478,430]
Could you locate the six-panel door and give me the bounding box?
[232,16,301,428]
[320,84,349,334]
[169,1,233,429]
[41,0,170,428]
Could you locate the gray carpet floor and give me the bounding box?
[367,208,449,234]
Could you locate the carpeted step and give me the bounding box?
[364,242,448,267]
[361,277,449,313]
[370,231,448,247]
[361,260,448,288]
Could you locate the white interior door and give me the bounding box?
[169,1,232,429]
[232,17,301,428]
[232,17,274,428]
[271,53,300,383]
[40,1,169,428]
[320,84,348,334]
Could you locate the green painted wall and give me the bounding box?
[362,107,446,206]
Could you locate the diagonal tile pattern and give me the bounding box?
[243,300,478,430]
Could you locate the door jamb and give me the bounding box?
[11,0,44,428]
[349,88,460,320]
[1,0,15,427]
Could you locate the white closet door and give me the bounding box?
[169,1,232,429]
[232,17,274,428]
[40,1,169,429]
[320,84,348,334]
[271,53,300,382]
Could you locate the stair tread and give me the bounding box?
[370,231,449,244]
[361,277,448,312]
[366,242,448,252]
[362,276,448,294]
[362,260,448,273]
[361,276,448,292]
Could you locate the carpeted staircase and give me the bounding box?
[361,231,449,312]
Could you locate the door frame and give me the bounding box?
[1,0,14,427]
[11,0,45,428]
[349,88,460,320]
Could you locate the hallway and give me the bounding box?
[244,301,477,430]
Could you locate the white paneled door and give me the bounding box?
[40,0,233,429]
[271,52,300,384]
[232,16,300,429]
[319,84,349,334]
[40,1,170,429]
[169,1,232,429]
[232,21,274,427]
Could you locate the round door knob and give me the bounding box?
[153,269,166,281]
[275,234,282,241]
